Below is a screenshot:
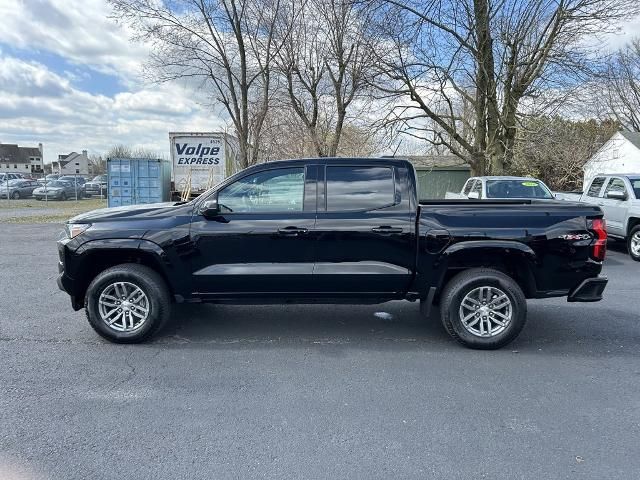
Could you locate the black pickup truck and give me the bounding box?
[57,158,608,349]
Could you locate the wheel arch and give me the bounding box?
[437,241,537,299]
[627,217,640,235]
[70,239,175,307]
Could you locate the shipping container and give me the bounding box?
[107,158,171,208]
[169,131,238,198]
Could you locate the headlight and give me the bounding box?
[65,223,91,239]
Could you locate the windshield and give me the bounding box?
[485,179,553,199]
[92,175,106,182]
[47,181,67,188]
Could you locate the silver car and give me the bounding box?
[0,179,40,199]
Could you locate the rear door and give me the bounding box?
[312,162,414,296]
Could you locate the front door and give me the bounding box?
[190,165,317,297]
[600,177,628,236]
[313,163,414,296]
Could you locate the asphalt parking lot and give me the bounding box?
[1,223,639,480]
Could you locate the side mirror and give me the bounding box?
[467,191,480,199]
[200,198,221,219]
[606,190,627,200]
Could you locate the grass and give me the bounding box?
[0,197,108,223]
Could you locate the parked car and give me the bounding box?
[0,172,24,183]
[556,174,640,261]
[33,180,78,201]
[0,179,40,199]
[57,158,608,349]
[446,176,554,200]
[85,175,108,197]
[57,175,88,198]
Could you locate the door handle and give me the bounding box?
[278,226,308,236]
[371,226,403,234]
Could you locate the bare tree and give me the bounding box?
[509,116,619,190]
[276,0,374,157]
[88,154,107,175]
[106,144,163,159]
[370,0,639,175]
[110,0,289,168]
[603,38,640,132]
[258,102,383,160]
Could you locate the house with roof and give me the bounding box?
[0,142,44,174]
[56,150,89,175]
[583,131,640,189]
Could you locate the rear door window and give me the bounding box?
[587,177,606,197]
[326,166,395,211]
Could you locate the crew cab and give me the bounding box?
[57,158,608,349]
[555,174,640,261]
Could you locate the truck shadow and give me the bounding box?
[157,302,451,352]
[153,301,640,356]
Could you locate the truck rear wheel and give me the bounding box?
[84,264,171,343]
[440,268,527,349]
[628,226,640,262]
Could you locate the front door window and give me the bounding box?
[218,168,304,213]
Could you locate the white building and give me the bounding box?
[56,150,89,175]
[583,131,640,189]
[0,142,44,174]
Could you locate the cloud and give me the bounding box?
[0,1,227,163]
[0,55,225,161]
[0,0,147,80]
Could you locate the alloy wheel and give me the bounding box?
[98,281,150,332]
[458,286,512,337]
[631,231,640,257]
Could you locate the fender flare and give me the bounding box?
[75,238,167,262]
[430,240,538,297]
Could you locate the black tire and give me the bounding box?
[628,226,640,262]
[440,268,527,350]
[60,192,66,201]
[85,263,171,343]
[12,191,20,199]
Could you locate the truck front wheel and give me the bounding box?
[440,268,527,350]
[84,264,171,343]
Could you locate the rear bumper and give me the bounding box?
[567,277,608,302]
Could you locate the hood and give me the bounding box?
[67,202,190,223]
[34,186,61,192]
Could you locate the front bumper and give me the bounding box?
[567,276,608,302]
[57,238,84,310]
[35,192,62,199]
[85,184,106,194]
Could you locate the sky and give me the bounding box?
[0,0,226,164]
[0,0,638,165]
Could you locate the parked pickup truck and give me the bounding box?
[57,158,608,349]
[555,174,640,261]
[446,176,554,200]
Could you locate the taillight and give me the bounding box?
[589,218,607,261]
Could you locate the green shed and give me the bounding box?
[401,155,471,199]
